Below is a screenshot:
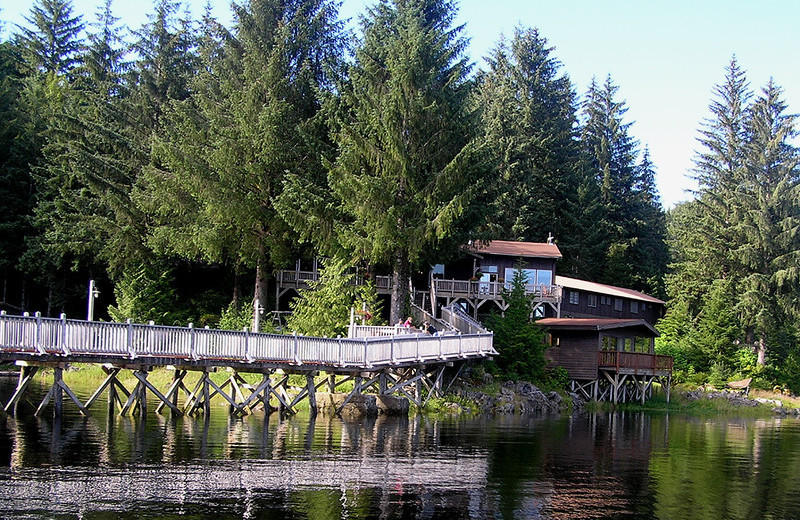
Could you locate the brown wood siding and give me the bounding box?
[477,255,556,281]
[546,331,599,380]
[560,288,663,324]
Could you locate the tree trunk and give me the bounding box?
[253,243,269,331]
[390,249,410,325]
[756,337,766,366]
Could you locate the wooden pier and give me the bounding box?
[0,311,495,418]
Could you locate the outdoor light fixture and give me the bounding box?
[87,279,100,321]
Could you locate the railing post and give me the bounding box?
[34,311,45,355]
[438,335,443,359]
[127,319,135,359]
[244,326,253,362]
[293,332,301,365]
[364,338,369,367]
[391,336,396,364]
[459,333,463,357]
[189,323,197,360]
[60,313,70,355]
[338,336,344,367]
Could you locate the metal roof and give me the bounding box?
[468,240,562,259]
[555,275,665,305]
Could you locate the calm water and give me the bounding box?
[2,377,800,519]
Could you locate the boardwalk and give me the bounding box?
[0,311,495,418]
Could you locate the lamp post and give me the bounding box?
[253,298,265,332]
[87,279,100,321]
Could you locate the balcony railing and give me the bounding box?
[433,279,561,302]
[276,270,393,292]
[597,351,673,374]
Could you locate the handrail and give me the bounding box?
[433,279,562,301]
[597,351,673,372]
[0,312,496,368]
[441,305,488,335]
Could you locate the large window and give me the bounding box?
[569,291,579,305]
[588,294,598,308]
[614,298,623,312]
[630,301,639,314]
[503,268,553,286]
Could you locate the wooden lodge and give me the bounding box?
[539,318,672,403]
[275,238,672,403]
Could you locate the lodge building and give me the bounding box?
[276,239,672,403]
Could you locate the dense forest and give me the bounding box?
[1,0,797,389]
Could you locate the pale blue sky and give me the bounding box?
[3,0,799,208]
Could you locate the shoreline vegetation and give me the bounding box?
[1,365,795,419]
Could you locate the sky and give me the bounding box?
[2,0,799,208]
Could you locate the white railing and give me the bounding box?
[0,312,495,368]
[441,305,488,335]
[433,279,561,301]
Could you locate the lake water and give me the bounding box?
[1,377,800,519]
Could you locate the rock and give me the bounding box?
[376,395,410,415]
[317,392,378,419]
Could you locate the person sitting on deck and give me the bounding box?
[422,321,437,335]
[403,317,413,328]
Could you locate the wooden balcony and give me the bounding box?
[276,270,394,294]
[432,279,562,303]
[597,351,673,376]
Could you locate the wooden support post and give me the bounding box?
[328,373,336,393]
[4,365,39,414]
[53,366,63,418]
[306,374,317,416]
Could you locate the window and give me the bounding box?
[601,295,612,306]
[614,298,623,311]
[602,336,615,351]
[503,268,553,287]
[569,291,580,305]
[588,294,598,308]
[630,301,639,314]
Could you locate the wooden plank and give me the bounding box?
[4,366,39,412]
[84,368,121,410]
[133,370,182,415]
[56,380,88,415]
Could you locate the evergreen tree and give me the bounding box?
[139,0,344,326]
[285,257,382,337]
[16,0,84,75]
[580,76,666,292]
[476,27,584,257]
[328,0,489,324]
[484,264,547,381]
[0,40,37,310]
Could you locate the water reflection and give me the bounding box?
[3,379,800,519]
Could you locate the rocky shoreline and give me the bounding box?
[450,380,581,415]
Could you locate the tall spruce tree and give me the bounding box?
[16,0,84,75]
[328,0,489,324]
[580,76,666,292]
[476,27,583,256]
[140,0,344,325]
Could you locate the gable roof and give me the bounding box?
[555,275,665,305]
[536,318,659,337]
[468,240,562,259]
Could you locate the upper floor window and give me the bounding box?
[630,301,639,314]
[614,298,623,312]
[601,295,612,306]
[569,291,580,305]
[588,294,598,308]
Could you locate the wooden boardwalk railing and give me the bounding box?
[0,312,495,370]
[597,351,673,374]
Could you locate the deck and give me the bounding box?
[597,351,673,376]
[0,312,495,372]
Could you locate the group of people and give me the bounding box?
[394,317,437,335]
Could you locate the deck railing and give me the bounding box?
[597,351,673,373]
[433,279,562,301]
[441,305,488,335]
[276,270,393,292]
[0,312,495,369]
